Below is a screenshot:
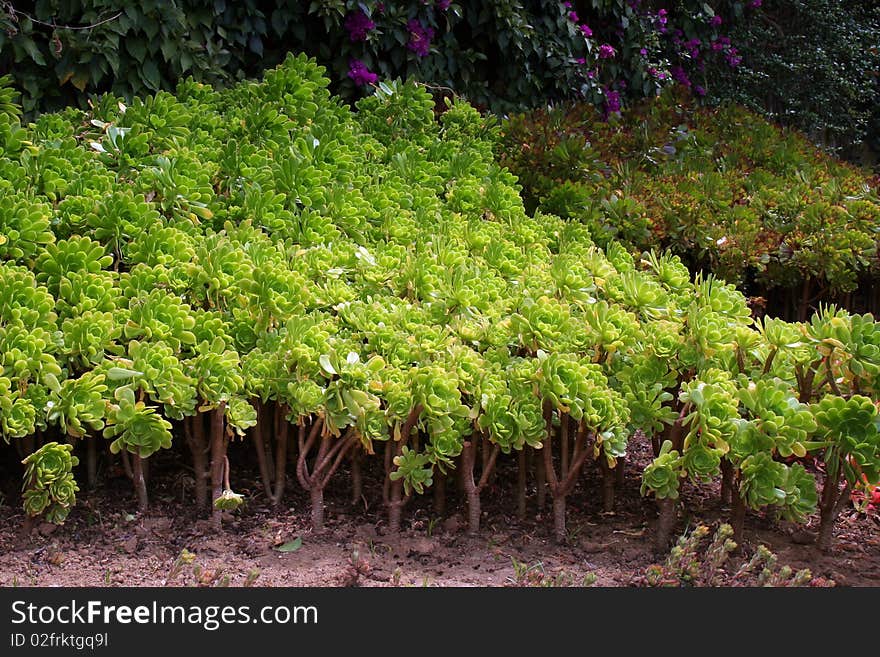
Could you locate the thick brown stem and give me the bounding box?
[310,486,325,532]
[818,476,851,552]
[542,402,560,493]
[481,434,495,487]
[560,417,570,476]
[817,509,836,553]
[798,277,811,322]
[120,449,134,481]
[552,495,566,544]
[478,444,501,490]
[271,405,289,505]
[185,414,209,511]
[655,497,676,553]
[86,435,98,490]
[462,441,480,535]
[386,407,422,534]
[668,417,686,453]
[535,448,546,512]
[263,403,275,480]
[350,450,363,506]
[433,469,446,517]
[559,423,589,495]
[132,454,148,512]
[388,482,404,533]
[252,402,273,499]
[19,515,34,543]
[720,458,734,505]
[210,405,228,530]
[516,450,527,520]
[615,456,626,487]
[382,438,393,506]
[317,432,358,489]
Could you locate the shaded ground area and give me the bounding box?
[0,433,877,587]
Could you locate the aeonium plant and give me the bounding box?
[21,441,79,525]
[811,394,880,551]
[102,385,173,512]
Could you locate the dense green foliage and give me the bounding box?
[0,0,753,117]
[707,0,880,154]
[498,93,880,317]
[0,56,877,548]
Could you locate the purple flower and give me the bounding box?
[671,65,691,87]
[436,0,452,10]
[725,47,741,67]
[711,40,724,52]
[575,57,586,65]
[563,1,572,7]
[406,19,435,57]
[344,10,375,42]
[568,11,579,22]
[710,15,722,27]
[598,44,616,59]
[605,89,621,115]
[639,48,648,56]
[749,0,762,7]
[580,24,593,37]
[694,85,706,96]
[348,59,377,86]
[656,8,668,26]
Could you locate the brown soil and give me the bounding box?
[1,433,877,587]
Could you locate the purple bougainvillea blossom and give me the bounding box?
[694,85,706,96]
[406,19,435,57]
[710,15,722,27]
[605,89,621,115]
[725,47,742,67]
[671,65,691,87]
[580,24,593,37]
[436,0,452,10]
[344,10,375,42]
[598,44,616,59]
[348,59,378,86]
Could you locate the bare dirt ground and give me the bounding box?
[0,433,877,587]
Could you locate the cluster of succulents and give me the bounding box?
[0,58,877,550]
[498,91,880,316]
